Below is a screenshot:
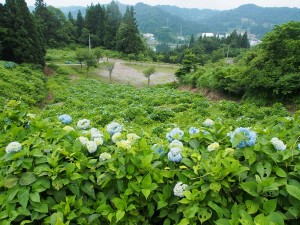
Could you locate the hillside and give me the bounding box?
[57,2,300,39]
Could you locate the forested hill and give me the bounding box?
[57,2,300,38]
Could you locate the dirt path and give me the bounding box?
[93,59,177,87]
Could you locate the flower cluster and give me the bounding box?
[202,118,214,127]
[189,127,199,135]
[166,128,184,142]
[229,127,257,148]
[58,114,72,124]
[90,128,104,145]
[173,182,188,197]
[99,152,111,161]
[77,119,91,130]
[169,140,184,151]
[152,144,164,155]
[115,133,140,150]
[5,142,22,154]
[168,148,182,162]
[207,142,220,152]
[86,141,98,153]
[116,140,132,150]
[106,122,122,136]
[63,126,75,132]
[112,132,122,143]
[270,137,286,151]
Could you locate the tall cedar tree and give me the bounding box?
[85,4,107,47]
[115,7,144,54]
[76,10,85,42]
[104,1,122,49]
[1,0,45,65]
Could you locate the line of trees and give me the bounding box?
[0,0,145,65]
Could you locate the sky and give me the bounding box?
[1,0,300,10]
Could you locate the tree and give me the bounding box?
[175,49,198,82]
[143,66,156,86]
[93,47,103,65]
[104,1,122,49]
[76,10,85,43]
[115,7,144,54]
[242,21,300,95]
[103,62,115,83]
[85,53,97,75]
[76,48,89,71]
[1,0,45,65]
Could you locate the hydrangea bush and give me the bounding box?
[1,101,300,225]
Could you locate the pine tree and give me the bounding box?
[115,7,144,54]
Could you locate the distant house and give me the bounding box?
[201,33,214,38]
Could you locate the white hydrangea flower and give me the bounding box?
[63,126,75,132]
[202,119,214,127]
[94,137,104,146]
[77,119,91,130]
[173,182,188,197]
[207,142,220,152]
[99,152,112,161]
[5,142,22,154]
[86,141,98,153]
[116,140,132,150]
[90,128,103,139]
[112,132,122,143]
[78,136,89,146]
[225,148,235,155]
[127,133,140,143]
[270,138,286,151]
[169,140,184,151]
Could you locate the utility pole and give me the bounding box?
[89,33,91,53]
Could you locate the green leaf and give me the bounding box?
[18,188,30,208]
[88,214,100,223]
[198,207,212,223]
[30,202,48,213]
[157,201,168,210]
[116,210,125,223]
[70,173,82,180]
[245,200,259,214]
[29,192,40,203]
[142,188,151,199]
[184,205,199,219]
[189,139,200,150]
[112,198,126,211]
[240,182,259,197]
[81,182,95,199]
[269,212,285,225]
[178,218,190,225]
[208,201,224,218]
[263,199,277,213]
[181,158,194,168]
[232,132,246,148]
[141,173,152,188]
[50,212,64,225]
[19,172,36,186]
[287,184,300,200]
[274,167,286,177]
[210,182,221,192]
[20,220,32,225]
[4,175,19,188]
[0,210,8,220]
[254,214,270,225]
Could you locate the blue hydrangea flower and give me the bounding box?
[152,144,164,155]
[106,122,122,136]
[168,148,183,162]
[229,127,257,148]
[58,114,72,124]
[189,127,199,135]
[298,144,300,150]
[166,128,184,142]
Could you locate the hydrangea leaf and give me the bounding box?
[19,172,36,186]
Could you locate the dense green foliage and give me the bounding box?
[179,21,300,105]
[0,0,45,65]
[1,64,300,224]
[0,62,47,107]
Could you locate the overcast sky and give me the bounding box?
[1,0,300,10]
